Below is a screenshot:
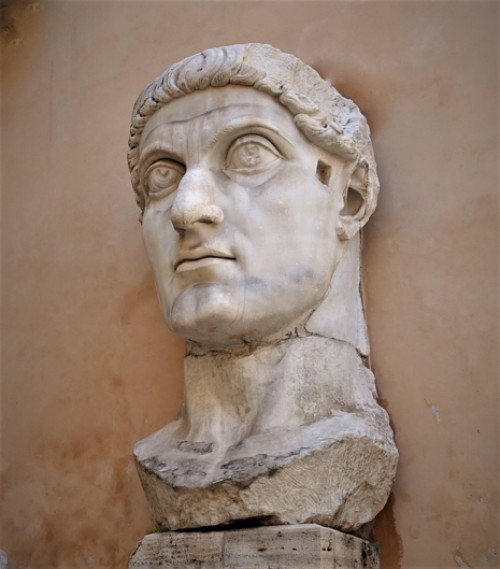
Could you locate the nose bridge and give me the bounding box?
[171,167,223,230]
[176,167,212,208]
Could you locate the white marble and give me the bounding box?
[0,551,9,569]
[128,524,380,569]
[127,44,397,532]
[135,336,397,531]
[139,86,357,349]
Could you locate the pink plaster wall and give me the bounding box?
[1,2,498,567]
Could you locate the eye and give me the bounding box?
[225,135,282,174]
[144,160,185,199]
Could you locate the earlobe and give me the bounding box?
[336,187,366,240]
[336,157,379,240]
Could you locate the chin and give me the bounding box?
[171,318,253,349]
[162,281,325,348]
[167,305,309,350]
[165,304,258,349]
[165,289,244,347]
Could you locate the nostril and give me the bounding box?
[170,203,223,230]
[172,224,186,235]
[204,205,224,224]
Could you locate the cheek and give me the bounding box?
[142,208,176,270]
[271,190,338,247]
[228,183,320,234]
[227,185,339,274]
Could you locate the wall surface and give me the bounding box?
[1,1,498,568]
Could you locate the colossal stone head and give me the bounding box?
[127,45,397,535]
[127,44,379,351]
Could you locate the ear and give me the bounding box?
[336,157,380,240]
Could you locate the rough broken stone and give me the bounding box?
[128,524,380,569]
[134,336,397,531]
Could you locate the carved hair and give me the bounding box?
[127,43,379,238]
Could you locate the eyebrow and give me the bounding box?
[142,105,296,151]
[138,141,183,170]
[140,104,239,150]
[145,103,293,140]
[207,117,290,150]
[140,117,295,172]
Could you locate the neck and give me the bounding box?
[177,335,377,451]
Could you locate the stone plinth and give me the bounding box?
[128,524,379,569]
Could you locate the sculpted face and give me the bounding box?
[138,86,351,348]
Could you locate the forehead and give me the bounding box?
[140,86,301,151]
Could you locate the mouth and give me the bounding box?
[175,253,236,272]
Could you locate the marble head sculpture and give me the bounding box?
[127,44,397,533]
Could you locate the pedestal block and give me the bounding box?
[129,524,379,569]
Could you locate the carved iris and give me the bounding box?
[225,134,282,174]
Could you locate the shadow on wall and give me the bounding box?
[375,494,403,569]
[0,0,39,47]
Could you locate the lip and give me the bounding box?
[175,250,236,272]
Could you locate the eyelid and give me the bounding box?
[145,159,185,175]
[223,127,293,158]
[139,145,185,181]
[140,153,184,180]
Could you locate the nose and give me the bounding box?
[170,168,224,232]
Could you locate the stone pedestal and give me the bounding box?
[128,524,379,569]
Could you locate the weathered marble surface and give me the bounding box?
[128,524,380,569]
[135,336,397,531]
[127,43,397,532]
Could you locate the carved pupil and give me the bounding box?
[227,135,281,172]
[152,167,175,187]
[238,143,261,168]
